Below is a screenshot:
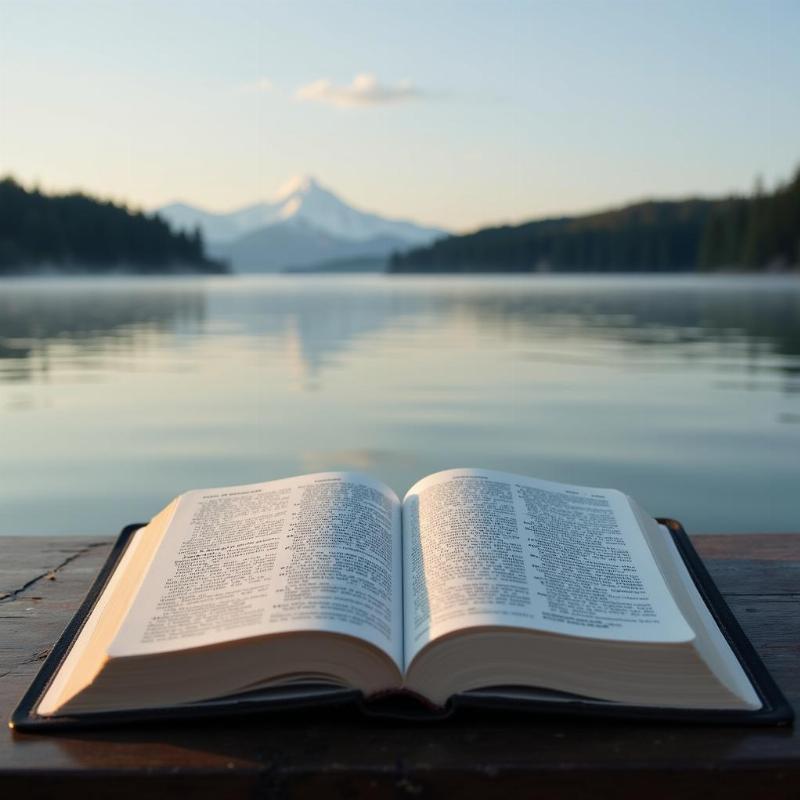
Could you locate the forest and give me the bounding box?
[0,178,226,275]
[390,167,800,273]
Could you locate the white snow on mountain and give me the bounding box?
[158,176,446,272]
[158,176,445,247]
[156,176,445,273]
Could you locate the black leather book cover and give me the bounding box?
[10,520,794,731]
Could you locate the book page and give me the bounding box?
[403,469,694,667]
[110,472,403,669]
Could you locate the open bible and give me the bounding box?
[12,469,792,729]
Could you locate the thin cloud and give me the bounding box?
[295,73,421,108]
[235,77,274,95]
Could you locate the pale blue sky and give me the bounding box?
[1,0,798,230]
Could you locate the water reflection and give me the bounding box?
[0,275,798,534]
[0,281,205,384]
[2,276,799,384]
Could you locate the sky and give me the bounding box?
[1,0,799,232]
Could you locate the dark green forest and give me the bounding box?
[391,167,800,274]
[0,178,226,275]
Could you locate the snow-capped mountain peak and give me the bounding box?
[160,177,445,246]
[273,174,320,201]
[156,176,446,272]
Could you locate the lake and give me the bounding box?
[1,274,798,535]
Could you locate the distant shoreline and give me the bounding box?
[2,269,797,281]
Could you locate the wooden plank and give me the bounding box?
[700,560,800,595]
[692,534,800,560]
[0,539,112,683]
[0,534,797,798]
[0,537,109,599]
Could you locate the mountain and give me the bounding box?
[390,166,800,274]
[213,217,413,273]
[157,176,446,272]
[390,201,714,273]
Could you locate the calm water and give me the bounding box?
[1,274,798,535]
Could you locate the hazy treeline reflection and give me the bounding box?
[0,281,206,380]
[454,282,800,371]
[1,276,798,385]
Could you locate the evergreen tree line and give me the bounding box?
[390,167,800,274]
[0,178,227,274]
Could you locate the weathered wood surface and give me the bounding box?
[0,533,798,799]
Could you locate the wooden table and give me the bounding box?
[1,534,798,798]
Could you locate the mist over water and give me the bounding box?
[1,274,798,535]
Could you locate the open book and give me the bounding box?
[13,469,792,728]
